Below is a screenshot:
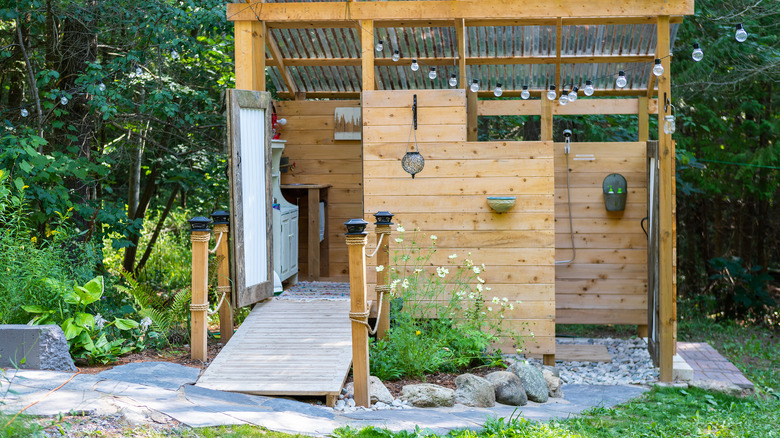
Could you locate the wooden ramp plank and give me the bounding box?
[528,344,612,362]
[195,299,352,403]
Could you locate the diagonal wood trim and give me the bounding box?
[266,33,297,96]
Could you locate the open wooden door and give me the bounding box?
[646,140,660,365]
[228,90,274,308]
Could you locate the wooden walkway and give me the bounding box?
[196,299,352,405]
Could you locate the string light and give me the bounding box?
[546,85,557,101]
[470,79,479,93]
[60,96,69,105]
[375,40,384,52]
[392,50,400,62]
[735,24,747,43]
[692,43,704,61]
[520,85,530,100]
[448,74,457,87]
[135,66,143,76]
[584,80,594,96]
[493,83,503,97]
[652,59,664,77]
[98,83,106,92]
[568,87,578,102]
[20,108,28,117]
[410,59,419,71]
[171,49,179,60]
[615,71,627,88]
[428,67,437,80]
[559,92,569,105]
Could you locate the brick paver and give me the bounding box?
[677,342,754,389]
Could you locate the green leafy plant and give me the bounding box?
[370,226,522,379]
[24,276,148,364]
[708,256,775,320]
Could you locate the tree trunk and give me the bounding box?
[135,186,180,274]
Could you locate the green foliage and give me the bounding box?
[24,276,149,364]
[707,256,775,320]
[370,227,521,380]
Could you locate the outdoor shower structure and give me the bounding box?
[220,0,692,387]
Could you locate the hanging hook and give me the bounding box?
[413,94,417,130]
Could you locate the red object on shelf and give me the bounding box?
[271,112,281,139]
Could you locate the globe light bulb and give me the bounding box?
[392,50,400,62]
[135,66,143,76]
[60,96,69,105]
[375,40,384,52]
[493,83,503,97]
[568,87,578,102]
[277,118,287,126]
[692,43,704,62]
[559,92,569,106]
[546,85,557,101]
[448,74,457,87]
[663,115,676,134]
[520,85,530,100]
[735,24,747,43]
[411,59,419,71]
[652,59,664,77]
[98,82,106,92]
[171,49,179,60]
[584,80,595,96]
[615,71,627,88]
[470,79,480,93]
[428,67,437,80]
[21,108,29,117]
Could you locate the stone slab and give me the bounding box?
[673,354,694,382]
[96,362,200,391]
[0,325,76,371]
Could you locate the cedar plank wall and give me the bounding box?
[362,90,555,355]
[554,142,648,325]
[276,100,362,278]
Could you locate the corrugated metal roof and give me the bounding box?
[262,2,679,94]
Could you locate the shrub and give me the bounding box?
[370,226,522,380]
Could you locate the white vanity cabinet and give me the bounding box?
[271,140,299,284]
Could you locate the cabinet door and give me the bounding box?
[280,214,291,278]
[288,213,299,274]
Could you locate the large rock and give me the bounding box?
[508,361,549,403]
[485,371,527,406]
[0,324,76,372]
[454,374,495,407]
[400,383,455,407]
[344,376,394,405]
[542,368,564,398]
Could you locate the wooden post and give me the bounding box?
[212,210,233,344]
[345,219,370,407]
[189,217,211,362]
[638,96,649,142]
[360,20,375,92]
[234,20,265,91]
[656,15,675,382]
[541,95,553,141]
[373,211,394,339]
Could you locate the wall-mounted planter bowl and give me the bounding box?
[487,196,516,213]
[602,173,628,212]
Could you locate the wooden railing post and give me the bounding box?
[345,218,370,407]
[211,210,233,344]
[373,211,394,339]
[188,216,211,362]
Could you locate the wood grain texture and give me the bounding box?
[555,142,648,324]
[277,100,362,278]
[362,89,555,355]
[196,299,351,400]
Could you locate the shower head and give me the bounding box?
[562,129,572,154]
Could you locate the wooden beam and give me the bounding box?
[235,21,266,91]
[360,20,375,91]
[266,32,297,96]
[638,96,649,141]
[555,17,562,90]
[656,14,675,383]
[228,1,696,22]
[267,55,655,68]
[478,98,659,116]
[456,19,467,87]
[477,88,651,98]
[265,16,684,29]
[541,96,553,141]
